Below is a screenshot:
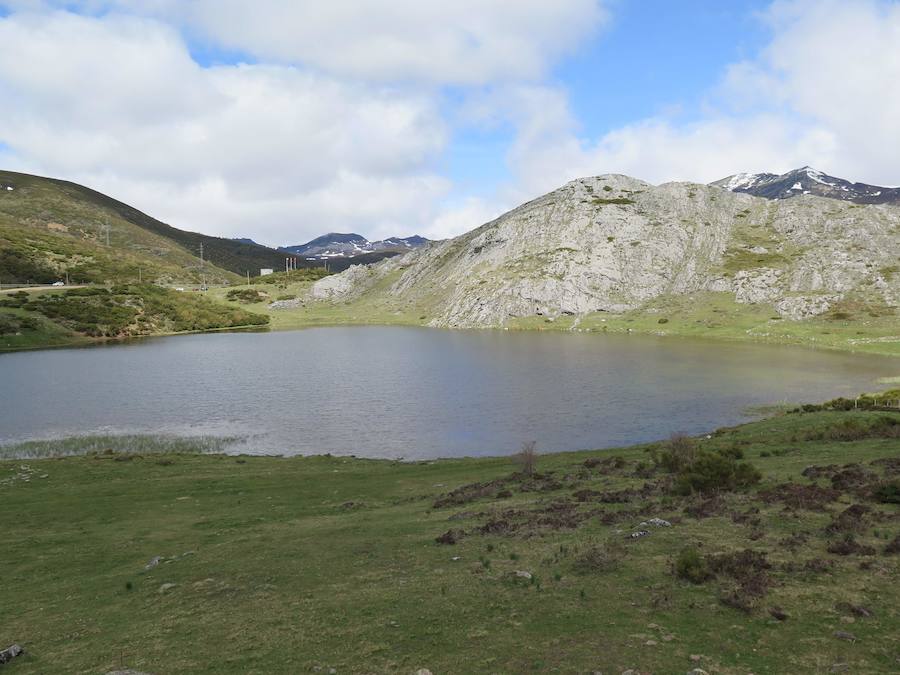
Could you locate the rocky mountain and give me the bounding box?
[309,174,899,328]
[280,232,429,259]
[711,167,900,205]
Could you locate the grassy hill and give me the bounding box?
[1,406,898,673]
[0,169,305,281]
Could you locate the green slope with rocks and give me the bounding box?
[1,404,899,673]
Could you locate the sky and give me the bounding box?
[0,1,898,247]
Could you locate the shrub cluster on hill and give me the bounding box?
[651,433,762,495]
[24,285,268,337]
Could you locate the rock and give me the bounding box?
[644,639,658,646]
[158,583,177,594]
[687,670,709,675]
[833,630,858,642]
[775,294,840,320]
[0,644,24,665]
[144,556,162,571]
[829,665,850,673]
[626,530,650,539]
[639,518,671,528]
[105,671,155,675]
[689,655,702,662]
[513,570,533,580]
[768,606,789,621]
[415,670,434,675]
[268,298,303,310]
[451,556,461,561]
[835,602,873,618]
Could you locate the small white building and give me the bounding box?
[259,268,274,276]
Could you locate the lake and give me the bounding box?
[1,327,897,458]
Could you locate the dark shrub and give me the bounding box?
[675,546,711,583]
[874,480,900,504]
[673,452,761,495]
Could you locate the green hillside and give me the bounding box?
[0,170,301,281]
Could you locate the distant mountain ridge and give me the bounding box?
[711,167,900,205]
[280,232,430,259]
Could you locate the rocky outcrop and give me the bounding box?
[312,175,900,327]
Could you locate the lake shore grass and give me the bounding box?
[2,276,898,358]
[211,279,900,358]
[2,410,899,673]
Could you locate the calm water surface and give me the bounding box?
[1,327,897,458]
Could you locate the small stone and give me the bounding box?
[514,570,533,580]
[415,670,434,675]
[626,530,650,539]
[662,634,675,642]
[690,655,702,662]
[645,639,658,646]
[833,630,857,642]
[0,644,24,665]
[768,606,789,621]
[451,556,461,561]
[639,518,672,528]
[687,670,709,675]
[621,670,637,675]
[144,556,162,571]
[829,665,850,673]
[158,582,177,594]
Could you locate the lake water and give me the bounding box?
[1,327,897,459]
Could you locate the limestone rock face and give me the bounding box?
[312,175,900,327]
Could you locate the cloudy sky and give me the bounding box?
[0,1,898,246]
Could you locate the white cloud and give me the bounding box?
[0,10,451,244]
[54,0,607,85]
[499,0,900,196]
[0,1,609,243]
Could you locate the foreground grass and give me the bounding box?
[2,412,899,673]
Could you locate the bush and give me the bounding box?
[226,288,268,304]
[673,452,761,495]
[514,441,538,476]
[656,432,697,472]
[874,480,900,504]
[675,547,711,583]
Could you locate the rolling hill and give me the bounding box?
[0,169,305,283]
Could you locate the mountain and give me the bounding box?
[711,167,900,205]
[0,169,308,283]
[309,174,899,329]
[280,232,430,259]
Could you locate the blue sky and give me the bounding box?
[0,1,897,244]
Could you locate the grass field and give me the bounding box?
[2,410,899,674]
